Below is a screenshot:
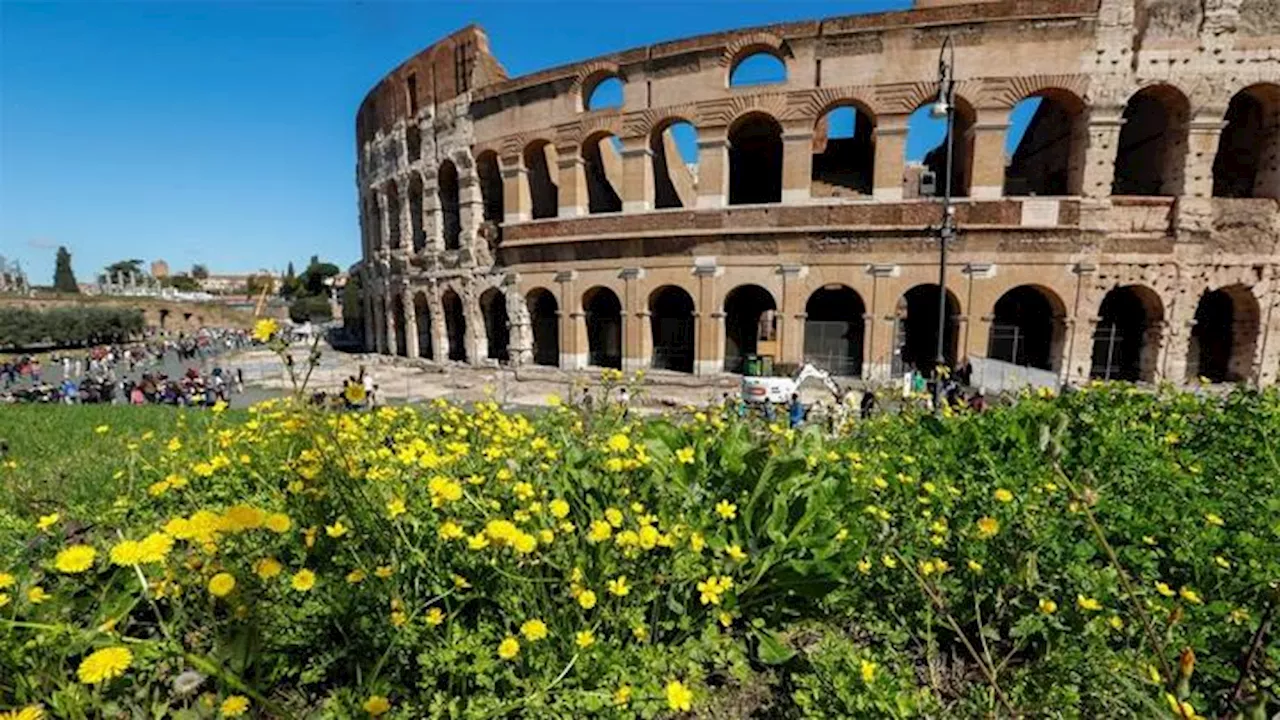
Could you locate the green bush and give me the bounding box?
[289,294,333,323]
[0,306,144,349]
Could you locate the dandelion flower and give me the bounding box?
[520,618,548,641]
[1179,586,1203,605]
[136,533,174,564]
[346,568,366,584]
[576,630,595,648]
[27,586,50,604]
[1077,594,1102,611]
[614,685,632,706]
[665,680,693,712]
[208,573,236,598]
[425,607,445,626]
[994,488,1013,503]
[607,576,629,597]
[0,572,13,589]
[860,659,877,683]
[498,636,520,660]
[254,558,283,580]
[1108,616,1125,630]
[77,646,132,684]
[1038,598,1057,614]
[54,545,96,574]
[36,513,60,531]
[676,447,695,464]
[291,569,316,592]
[975,516,999,539]
[252,318,278,342]
[725,544,747,561]
[386,498,406,518]
[363,695,391,716]
[220,695,249,717]
[715,500,737,520]
[577,589,597,610]
[263,513,292,534]
[1155,581,1176,597]
[325,521,348,538]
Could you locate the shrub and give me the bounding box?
[0,306,144,349]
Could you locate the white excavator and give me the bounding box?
[741,362,842,404]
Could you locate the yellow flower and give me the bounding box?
[1214,555,1231,569]
[881,554,897,569]
[208,572,236,598]
[665,680,693,712]
[725,544,747,561]
[604,507,624,527]
[453,574,471,590]
[614,685,633,706]
[426,607,445,626]
[386,498,406,518]
[374,565,393,579]
[676,446,695,464]
[715,500,737,520]
[588,520,613,543]
[578,589,597,610]
[77,646,132,684]
[606,433,631,453]
[719,611,733,627]
[291,569,316,592]
[0,593,9,609]
[1179,586,1203,605]
[325,521,349,538]
[252,318,278,342]
[1155,581,1176,597]
[220,695,249,717]
[344,382,367,404]
[994,488,1013,503]
[497,636,520,660]
[860,659,877,683]
[27,586,50,604]
[254,558,283,580]
[690,532,706,553]
[975,516,999,539]
[1108,615,1125,630]
[549,498,570,518]
[36,513,60,531]
[608,576,629,597]
[346,568,366,583]
[0,572,13,590]
[1038,598,1057,614]
[576,630,595,648]
[1,705,44,720]
[94,425,110,434]
[54,544,96,574]
[264,513,292,533]
[136,533,174,564]
[363,695,391,716]
[521,618,548,641]
[967,560,984,573]
[1077,594,1102,612]
[857,558,872,574]
[1165,694,1204,720]
[1204,513,1224,527]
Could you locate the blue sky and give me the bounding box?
[1,1,1033,286]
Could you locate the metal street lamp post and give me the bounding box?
[930,36,957,413]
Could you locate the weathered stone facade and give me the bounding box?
[355,0,1280,386]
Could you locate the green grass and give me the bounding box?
[0,405,244,519]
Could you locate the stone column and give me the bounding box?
[502,155,530,223]
[556,271,585,369]
[693,260,721,376]
[777,264,808,368]
[696,127,728,208]
[557,143,587,217]
[1080,108,1124,200]
[428,283,447,362]
[403,288,419,359]
[377,191,392,251]
[969,110,1009,199]
[1062,263,1098,385]
[620,136,654,213]
[864,264,901,382]
[505,280,533,365]
[372,292,387,354]
[384,291,399,356]
[1177,116,1226,233]
[362,294,375,351]
[622,268,647,371]
[397,182,413,253]
[781,120,813,205]
[458,160,483,259]
[872,114,909,201]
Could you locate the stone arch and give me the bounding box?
[442,287,467,362]
[1187,284,1261,383]
[986,284,1067,371]
[1090,285,1164,381]
[723,284,778,374]
[384,180,402,249]
[804,285,866,377]
[414,290,433,360]
[651,117,699,209]
[582,131,624,214]
[1212,83,1280,199]
[812,100,877,197]
[583,72,625,111]
[1112,84,1190,197]
[728,112,783,205]
[408,172,425,252]
[523,139,559,220]
[476,150,504,223]
[725,33,787,86]
[392,293,408,357]
[906,93,977,198]
[480,287,510,362]
[1003,88,1087,196]
[527,287,559,367]
[648,285,695,373]
[583,286,622,369]
[438,159,461,250]
[896,284,961,373]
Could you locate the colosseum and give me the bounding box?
[353,0,1279,388]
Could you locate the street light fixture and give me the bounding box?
[932,35,957,413]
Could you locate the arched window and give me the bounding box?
[805,286,866,377]
[524,140,559,220]
[649,286,695,373]
[905,96,976,198]
[1112,85,1189,197]
[527,289,559,367]
[384,180,402,249]
[1188,285,1260,382]
[584,75,624,111]
[414,291,433,360]
[651,120,698,209]
[584,287,623,369]
[812,104,876,197]
[1213,84,1280,199]
[729,51,786,87]
[728,113,783,205]
[438,160,461,250]
[896,284,960,373]
[442,289,467,362]
[392,295,408,357]
[1090,285,1164,381]
[480,288,509,362]
[986,285,1066,371]
[408,173,425,252]
[476,151,504,223]
[582,133,623,213]
[723,285,776,373]
[1004,90,1086,196]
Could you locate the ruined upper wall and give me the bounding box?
[356,25,507,143]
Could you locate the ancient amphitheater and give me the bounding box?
[352,0,1279,387]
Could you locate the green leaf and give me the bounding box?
[753,627,795,665]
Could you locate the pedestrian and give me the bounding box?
[788,392,805,428]
[860,389,876,420]
[580,387,594,414]
[617,386,630,419]
[970,389,987,412]
[362,372,376,407]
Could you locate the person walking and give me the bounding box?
[860,389,876,420]
[788,393,805,429]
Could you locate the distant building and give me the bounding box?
[199,270,274,295]
[151,260,170,279]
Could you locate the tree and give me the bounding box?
[282,262,299,298]
[163,274,201,292]
[299,261,341,297]
[289,295,333,324]
[53,246,80,293]
[191,264,209,280]
[104,259,145,279]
